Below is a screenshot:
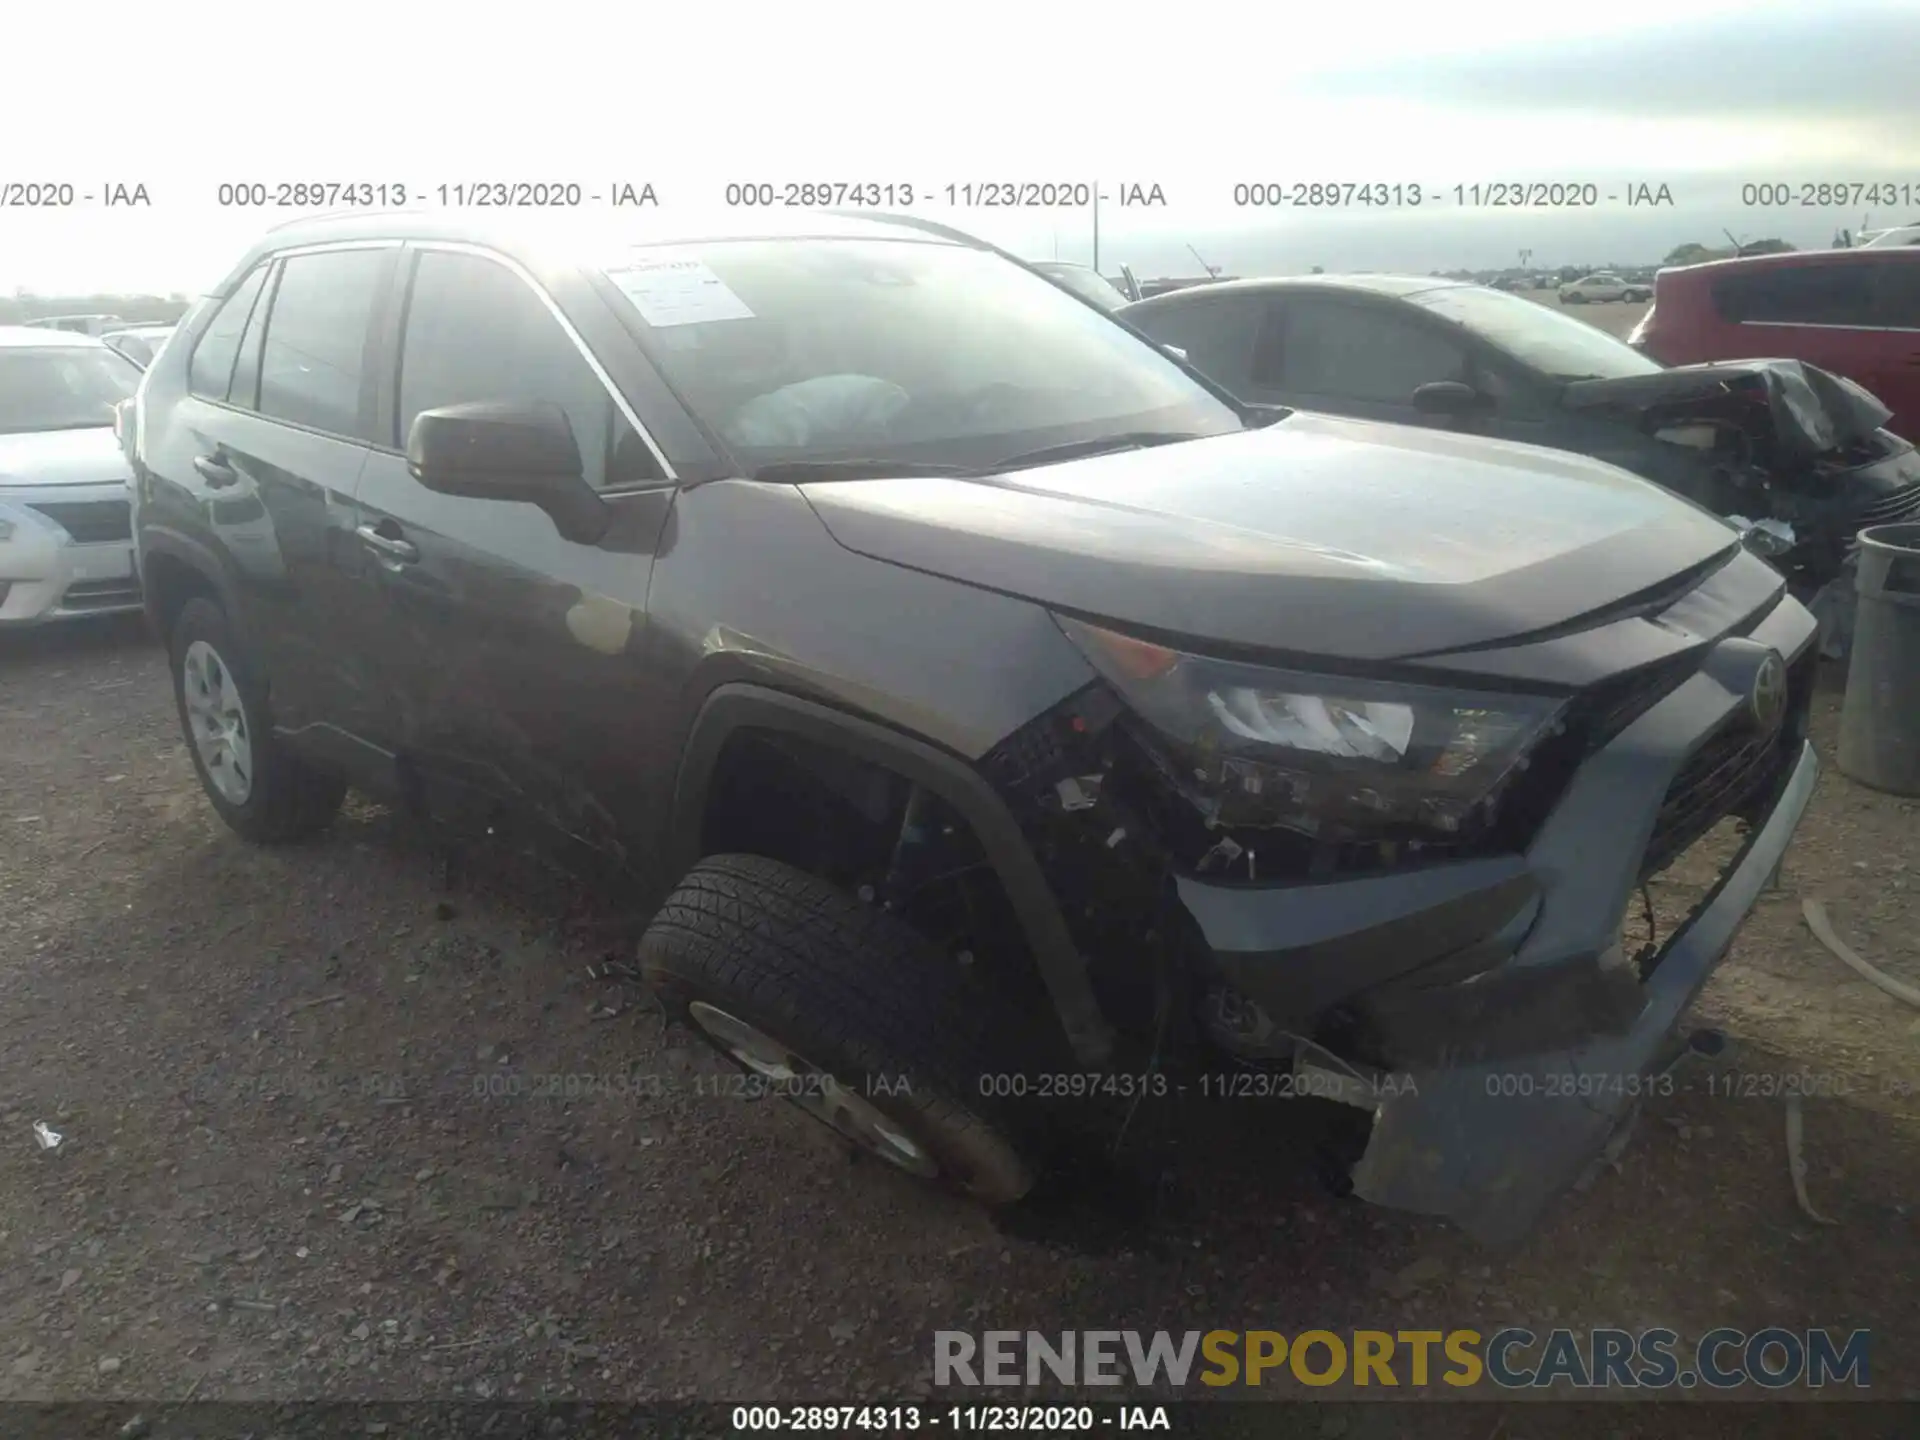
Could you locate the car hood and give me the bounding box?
[800,413,1742,662]
[0,426,131,489]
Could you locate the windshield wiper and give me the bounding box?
[749,459,982,484]
[986,431,1203,473]
[15,420,114,432]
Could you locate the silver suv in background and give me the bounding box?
[103,325,177,368]
[0,328,145,624]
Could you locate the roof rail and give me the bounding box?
[263,207,427,234]
[825,209,995,252]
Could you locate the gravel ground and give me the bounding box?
[2,546,1916,1408]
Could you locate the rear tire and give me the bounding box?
[639,853,1040,1204]
[169,597,346,843]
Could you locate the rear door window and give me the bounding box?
[188,265,269,400]
[1272,297,1471,403]
[1710,264,1877,327]
[256,247,392,440]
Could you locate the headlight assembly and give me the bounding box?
[1056,615,1568,841]
[0,499,33,544]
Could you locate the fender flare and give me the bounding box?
[669,683,1117,1066]
[137,526,244,642]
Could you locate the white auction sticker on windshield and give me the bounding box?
[611,259,755,327]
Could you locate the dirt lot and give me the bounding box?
[2,607,1916,1412]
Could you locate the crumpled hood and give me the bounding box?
[1563,358,1892,461]
[800,413,1741,662]
[0,426,131,489]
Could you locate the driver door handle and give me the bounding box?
[356,522,420,564]
[193,452,238,488]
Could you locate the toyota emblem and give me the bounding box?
[1749,650,1788,732]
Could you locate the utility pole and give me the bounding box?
[1091,183,1101,273]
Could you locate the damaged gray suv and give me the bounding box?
[128,210,1819,1246]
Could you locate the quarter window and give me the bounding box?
[229,265,277,411]
[397,250,658,489]
[1129,298,1267,394]
[257,248,391,439]
[1868,260,1920,330]
[187,265,268,401]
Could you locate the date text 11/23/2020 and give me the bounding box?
[730,1404,1172,1432]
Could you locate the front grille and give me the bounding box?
[27,499,132,544]
[1485,655,1697,851]
[58,578,141,610]
[1640,648,1813,880]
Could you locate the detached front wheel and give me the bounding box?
[639,853,1039,1204]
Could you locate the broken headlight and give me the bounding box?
[1056,616,1567,840]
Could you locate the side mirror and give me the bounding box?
[407,401,610,544]
[1412,381,1494,417]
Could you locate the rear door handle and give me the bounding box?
[356,523,420,564]
[193,452,238,487]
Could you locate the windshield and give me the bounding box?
[1031,263,1127,311]
[0,346,143,433]
[1406,285,1663,381]
[601,238,1241,472]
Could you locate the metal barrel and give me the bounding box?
[1837,522,1920,795]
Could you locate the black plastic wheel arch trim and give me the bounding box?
[668,682,1119,1066]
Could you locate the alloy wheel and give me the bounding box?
[182,639,254,805]
[685,1000,939,1178]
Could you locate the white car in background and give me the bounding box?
[22,314,128,337]
[1558,272,1652,304]
[0,327,145,625]
[1859,223,1920,249]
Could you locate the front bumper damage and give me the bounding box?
[1162,597,1820,1247]
[1344,737,1814,1247]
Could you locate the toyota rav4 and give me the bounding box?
[127,210,1819,1246]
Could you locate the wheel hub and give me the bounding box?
[182,639,253,805]
[685,1001,937,1178]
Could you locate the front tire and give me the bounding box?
[638,853,1039,1204]
[169,597,345,843]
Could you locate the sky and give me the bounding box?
[4,0,1919,293]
